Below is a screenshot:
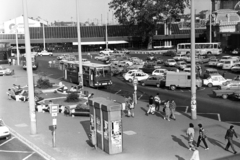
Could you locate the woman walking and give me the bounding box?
[146,95,155,115]
[197,124,209,150]
[163,100,171,121]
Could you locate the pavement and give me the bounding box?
[1,64,240,160]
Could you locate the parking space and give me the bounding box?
[0,136,46,160]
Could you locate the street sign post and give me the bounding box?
[133,78,138,104]
[49,104,58,148]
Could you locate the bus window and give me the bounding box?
[103,67,110,75]
[96,68,104,77]
[185,45,190,49]
[214,44,218,49]
[179,44,184,49]
[83,66,89,74]
[208,44,213,48]
[195,44,200,49]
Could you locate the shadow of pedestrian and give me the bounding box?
[175,155,185,160]
[207,137,225,149]
[155,111,164,119]
[172,135,188,149]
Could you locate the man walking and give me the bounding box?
[197,124,209,150]
[187,123,195,151]
[154,93,161,112]
[225,125,238,154]
[169,99,176,120]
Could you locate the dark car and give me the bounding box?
[162,50,176,57]
[139,75,165,88]
[68,103,90,117]
[141,64,158,73]
[146,55,157,61]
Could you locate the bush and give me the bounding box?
[65,92,79,102]
[37,78,53,89]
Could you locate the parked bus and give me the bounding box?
[20,54,38,70]
[177,43,222,56]
[63,61,112,87]
[11,46,38,57]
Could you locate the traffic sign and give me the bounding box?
[50,104,59,114]
[133,78,138,84]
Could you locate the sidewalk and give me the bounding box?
[1,65,240,160]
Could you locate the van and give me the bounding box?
[165,72,202,90]
[222,59,240,70]
[99,52,111,57]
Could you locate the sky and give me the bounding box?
[0,0,211,25]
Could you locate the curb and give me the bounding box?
[7,126,55,160]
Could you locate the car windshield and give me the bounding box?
[169,60,175,62]
[222,57,230,59]
[95,67,110,77]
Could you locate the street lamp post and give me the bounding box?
[191,0,197,120]
[76,0,83,87]
[209,6,212,43]
[23,0,37,135]
[105,12,109,50]
[14,18,20,66]
[42,23,46,51]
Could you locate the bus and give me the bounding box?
[177,43,222,56]
[20,54,39,70]
[63,61,112,88]
[11,46,38,57]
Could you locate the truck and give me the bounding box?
[165,72,202,90]
[212,81,240,99]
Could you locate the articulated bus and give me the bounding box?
[20,54,38,70]
[63,61,112,88]
[177,43,222,55]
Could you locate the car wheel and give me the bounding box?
[129,79,133,83]
[141,82,145,86]
[170,85,176,91]
[222,94,228,99]
[40,54,42,56]
[157,84,160,88]
[6,134,11,140]
[207,83,213,87]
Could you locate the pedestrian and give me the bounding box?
[146,95,155,115]
[48,60,52,67]
[224,125,238,154]
[190,147,200,160]
[187,123,195,151]
[52,60,56,67]
[197,124,209,150]
[8,58,12,66]
[12,58,15,65]
[154,93,161,112]
[126,95,134,117]
[163,100,171,121]
[169,99,177,120]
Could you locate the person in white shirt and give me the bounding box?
[187,123,195,151]
[190,147,200,160]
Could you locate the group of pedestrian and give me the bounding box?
[186,123,239,160]
[146,93,177,121]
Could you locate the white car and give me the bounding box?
[216,56,235,68]
[37,50,53,56]
[164,59,177,66]
[173,54,187,61]
[175,61,188,70]
[0,119,11,139]
[118,60,133,67]
[99,49,114,55]
[152,69,168,76]
[208,59,219,67]
[203,75,231,87]
[94,55,108,61]
[0,66,13,76]
[123,71,149,82]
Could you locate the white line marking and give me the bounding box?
[22,152,35,160]
[0,150,33,153]
[0,137,15,147]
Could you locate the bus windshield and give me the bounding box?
[95,67,110,77]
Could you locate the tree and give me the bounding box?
[109,0,190,49]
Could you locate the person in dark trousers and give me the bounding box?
[225,125,239,154]
[196,124,209,150]
[146,95,154,115]
[154,93,161,111]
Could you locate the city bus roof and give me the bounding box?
[63,61,110,68]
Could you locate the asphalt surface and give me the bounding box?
[0,136,45,160]
[33,54,240,123]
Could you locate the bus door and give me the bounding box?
[89,68,94,87]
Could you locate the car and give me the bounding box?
[139,75,165,88]
[233,91,240,99]
[216,56,237,68]
[123,71,149,82]
[175,61,188,70]
[162,50,176,57]
[203,68,219,79]
[94,55,109,61]
[0,119,11,139]
[203,75,231,87]
[131,57,143,63]
[111,65,124,76]
[57,54,68,60]
[0,66,14,76]
[208,59,219,67]
[173,54,187,61]
[232,48,240,55]
[99,49,114,54]
[219,81,240,90]
[37,50,53,56]
[146,55,157,61]
[118,60,133,67]
[152,69,168,76]
[141,64,161,74]
[164,59,177,67]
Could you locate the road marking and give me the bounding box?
[23,152,35,160]
[0,150,33,153]
[0,137,15,146]
[123,131,136,135]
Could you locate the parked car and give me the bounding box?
[222,59,240,70]
[118,60,133,67]
[232,48,240,55]
[175,61,188,70]
[216,56,237,68]
[173,54,188,61]
[111,65,124,76]
[69,103,89,117]
[99,49,114,54]
[0,66,14,76]
[123,71,149,82]
[94,55,109,61]
[203,74,231,87]
[203,68,219,79]
[162,50,176,57]
[208,59,219,67]
[164,59,177,67]
[152,69,168,76]
[139,75,165,88]
[0,119,11,139]
[141,64,161,74]
[219,81,240,90]
[37,50,53,56]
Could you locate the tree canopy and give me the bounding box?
[109,0,190,49]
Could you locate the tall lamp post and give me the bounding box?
[105,12,109,50]
[23,0,37,134]
[42,22,46,51]
[209,6,212,43]
[14,18,20,66]
[191,0,197,120]
[76,0,83,87]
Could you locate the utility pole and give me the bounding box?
[105,12,108,50]
[23,0,37,135]
[209,7,212,43]
[42,23,46,51]
[76,0,83,88]
[14,18,20,66]
[191,0,197,120]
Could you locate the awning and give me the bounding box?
[72,40,128,45]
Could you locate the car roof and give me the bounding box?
[205,68,218,71]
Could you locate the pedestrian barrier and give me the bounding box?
[177,106,189,113]
[114,90,121,94]
[197,113,222,122]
